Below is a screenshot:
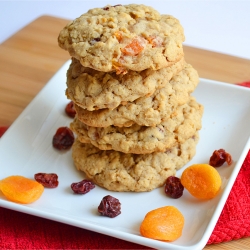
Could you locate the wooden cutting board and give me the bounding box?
[0,15,250,250]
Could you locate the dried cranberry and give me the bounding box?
[65,101,76,118]
[209,149,232,167]
[98,195,121,218]
[93,37,101,42]
[52,127,74,150]
[103,4,122,10]
[90,37,101,45]
[71,179,95,194]
[34,173,59,188]
[165,176,184,199]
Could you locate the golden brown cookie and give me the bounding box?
[72,133,199,192]
[75,63,199,126]
[58,4,185,73]
[66,57,185,111]
[71,97,203,154]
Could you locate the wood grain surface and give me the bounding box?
[0,15,250,249]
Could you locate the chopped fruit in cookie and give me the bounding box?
[112,60,128,75]
[147,35,163,47]
[121,37,147,56]
[114,31,123,42]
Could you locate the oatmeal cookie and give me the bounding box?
[72,133,199,192]
[58,4,185,73]
[66,57,185,111]
[71,98,203,154]
[75,63,199,126]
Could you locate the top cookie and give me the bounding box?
[58,4,185,73]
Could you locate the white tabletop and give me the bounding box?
[1,0,250,60]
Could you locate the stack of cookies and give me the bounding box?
[58,4,203,192]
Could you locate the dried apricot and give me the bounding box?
[147,35,163,47]
[114,31,123,42]
[112,60,128,75]
[140,206,184,242]
[180,164,222,200]
[121,37,146,56]
[0,175,44,204]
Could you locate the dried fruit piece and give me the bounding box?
[65,101,76,118]
[52,127,74,150]
[121,37,147,56]
[103,4,122,10]
[181,164,222,199]
[34,173,59,188]
[71,179,95,194]
[114,31,123,42]
[112,60,128,75]
[0,175,44,204]
[147,35,163,47]
[140,206,184,242]
[90,37,101,45]
[98,195,121,218]
[165,176,184,199]
[209,149,232,167]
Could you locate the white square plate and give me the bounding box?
[0,61,250,250]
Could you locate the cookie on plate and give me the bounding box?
[58,4,185,73]
[72,133,199,192]
[66,57,185,111]
[71,97,203,154]
[75,63,199,127]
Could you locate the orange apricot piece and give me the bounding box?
[112,60,128,75]
[0,175,44,204]
[147,35,163,47]
[121,37,146,56]
[114,31,123,42]
[140,206,184,242]
[180,164,222,200]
